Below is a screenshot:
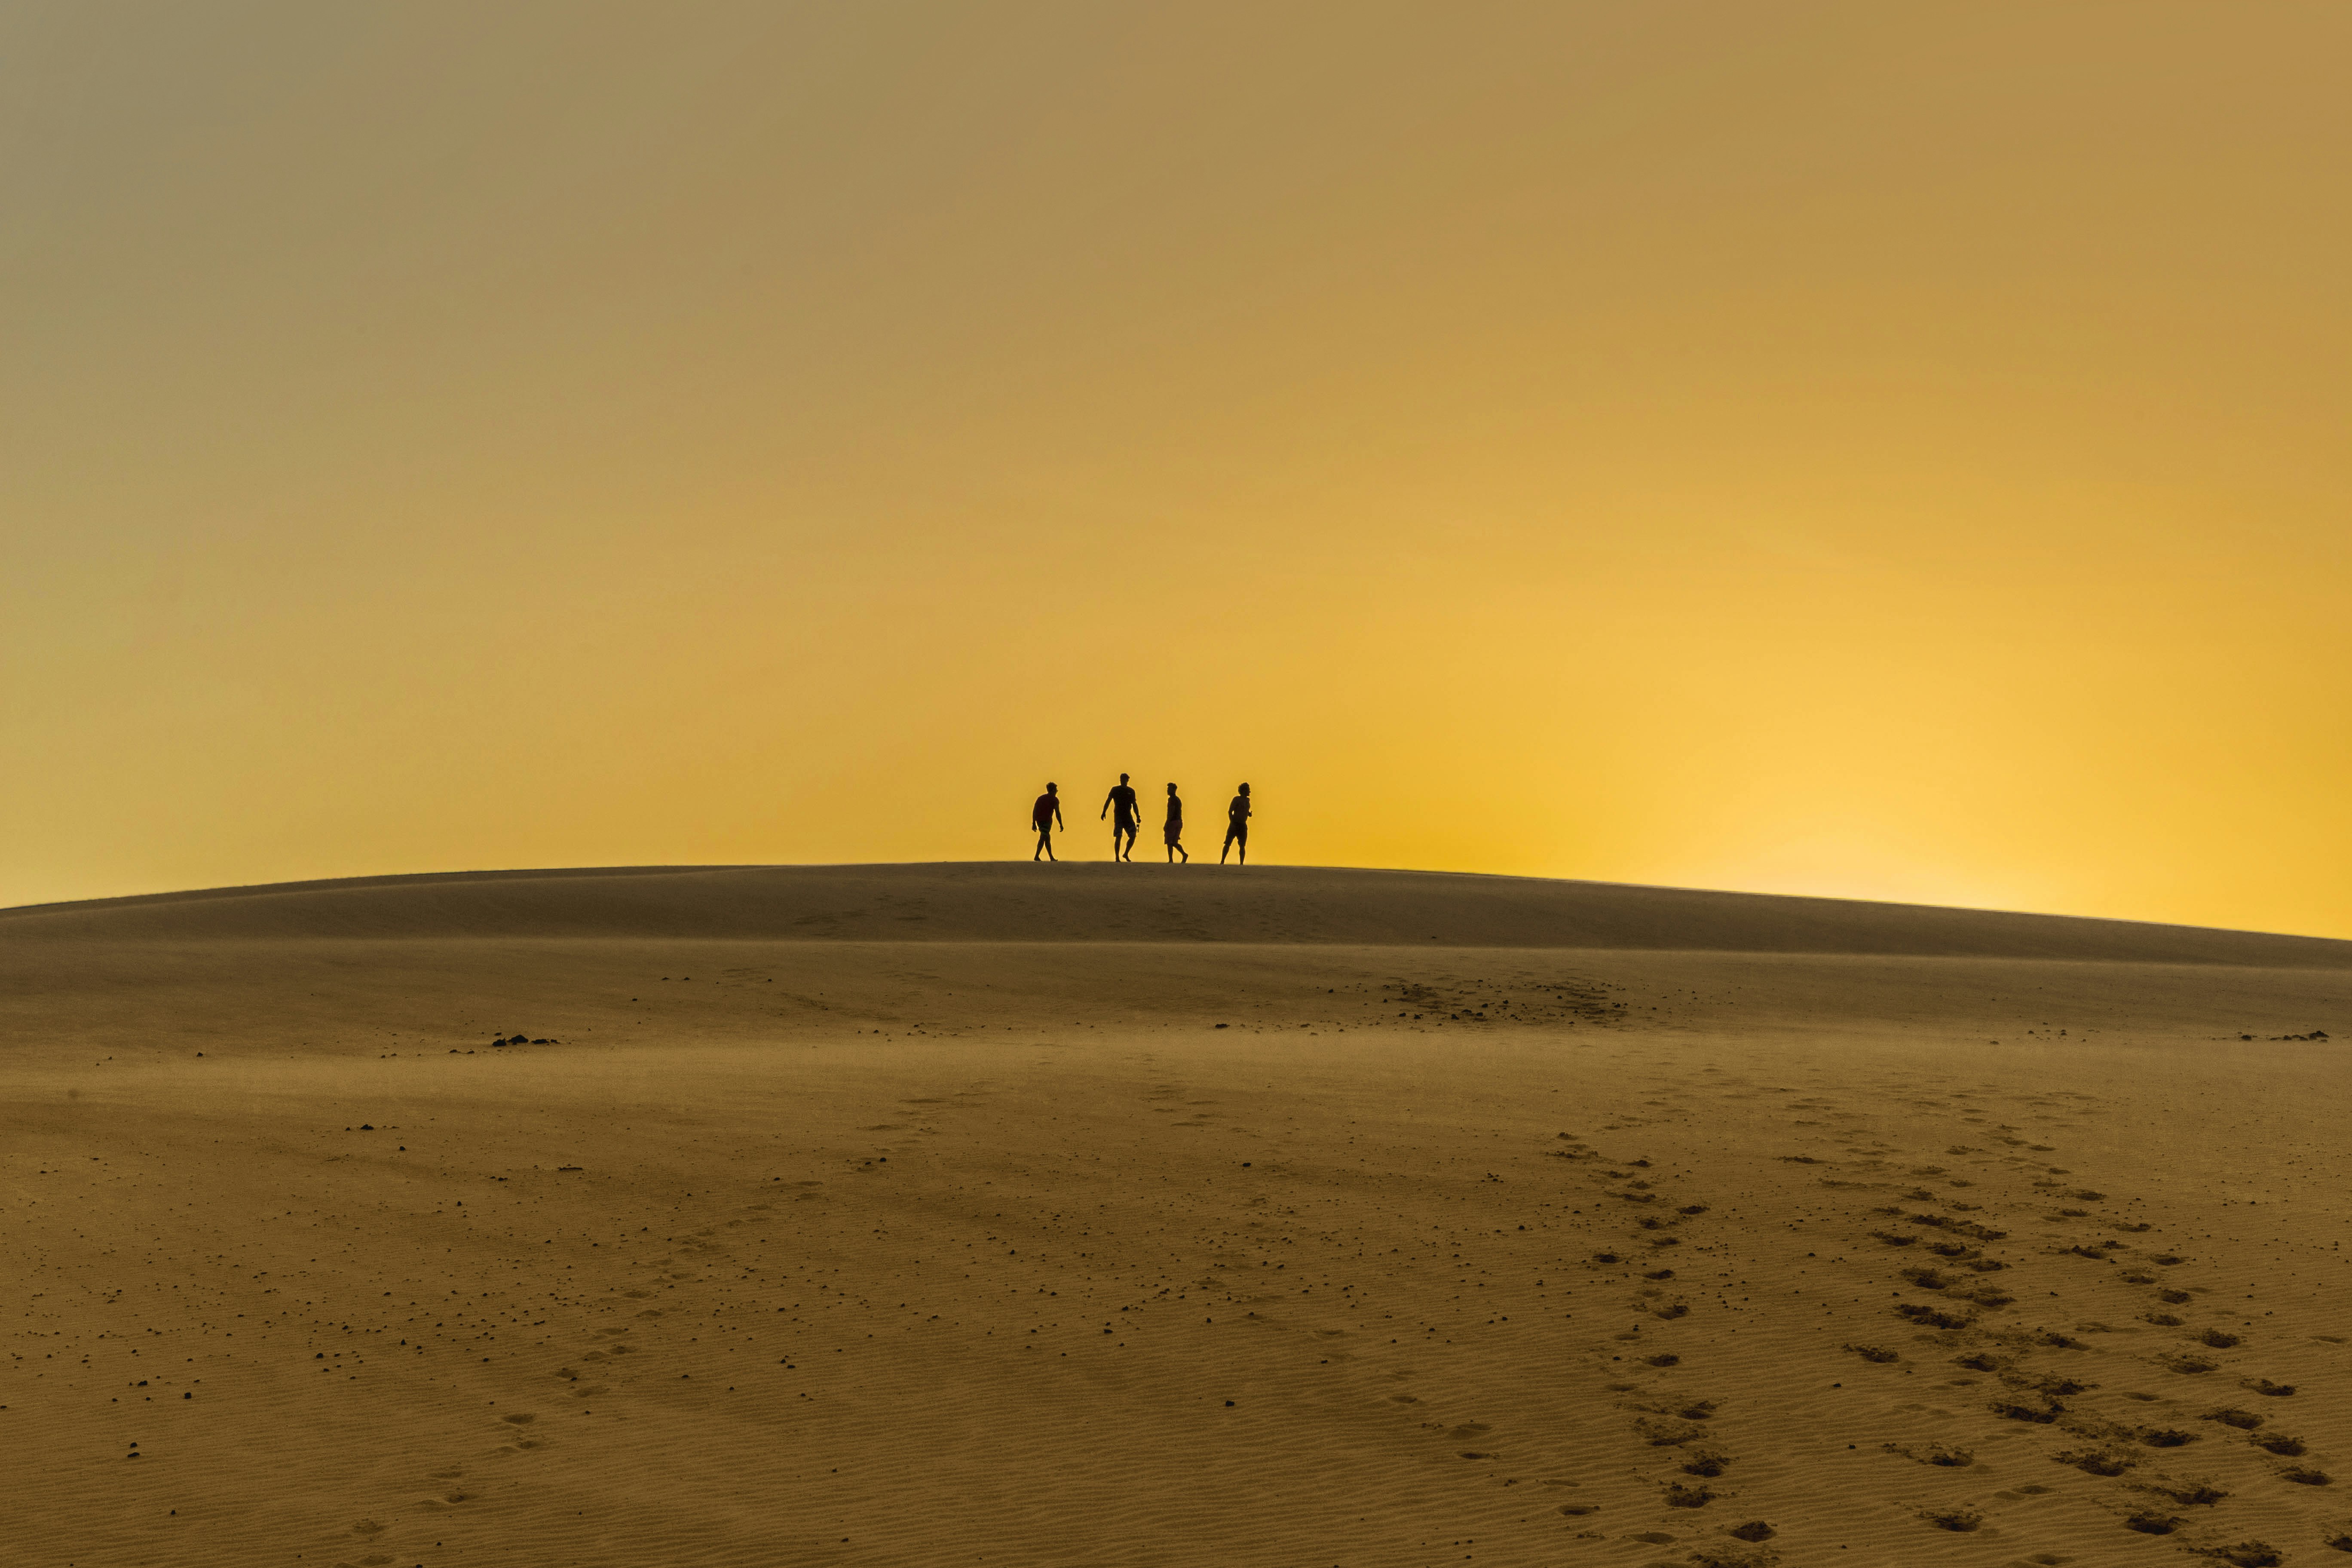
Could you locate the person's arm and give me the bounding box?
[1101,793,1112,820]
[1055,803,1066,829]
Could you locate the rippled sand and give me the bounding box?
[5,866,2347,1567]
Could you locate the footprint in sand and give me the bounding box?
[1919,1506,1984,1532]
[1885,1441,1973,1467]
[2136,1426,2198,1448]
[2195,1544,2285,1566]
[1636,1415,1710,1447]
[2140,1477,2228,1507]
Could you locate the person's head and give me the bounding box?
[1167,781,1177,794]
[1239,782,1250,795]
[1046,781,1057,794]
[1119,773,1129,784]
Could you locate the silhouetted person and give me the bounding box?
[1031,782,1064,861]
[1164,782,1188,864]
[1221,782,1252,865]
[1102,773,1140,862]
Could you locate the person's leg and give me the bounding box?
[1235,828,1247,865]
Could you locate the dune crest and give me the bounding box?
[8,862,2348,964]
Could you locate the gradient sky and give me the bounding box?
[6,3,2349,935]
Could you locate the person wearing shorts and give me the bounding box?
[1163,782,1188,864]
[1221,782,1251,865]
[1102,773,1140,862]
[1031,782,1064,861]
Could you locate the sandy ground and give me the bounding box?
[4,865,2349,1568]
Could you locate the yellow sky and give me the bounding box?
[5,3,2348,934]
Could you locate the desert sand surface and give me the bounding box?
[5,863,2349,1568]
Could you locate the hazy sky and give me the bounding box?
[6,3,2348,934]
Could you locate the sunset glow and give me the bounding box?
[7,4,2347,933]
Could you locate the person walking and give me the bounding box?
[1163,782,1188,864]
[1221,781,1252,865]
[1031,782,1064,861]
[1101,773,1140,862]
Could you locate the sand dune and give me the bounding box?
[4,866,2348,1567]
[9,863,2348,965]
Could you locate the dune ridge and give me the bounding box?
[8,862,2349,965]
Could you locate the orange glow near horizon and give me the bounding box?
[5,4,2349,935]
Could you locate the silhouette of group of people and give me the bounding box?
[1029,777,1252,865]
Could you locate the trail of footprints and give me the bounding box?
[1541,1093,2340,1567]
[1825,1094,2336,1565]
[334,1412,548,1568]
[1843,1183,2333,1565]
[1549,1134,1776,1566]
